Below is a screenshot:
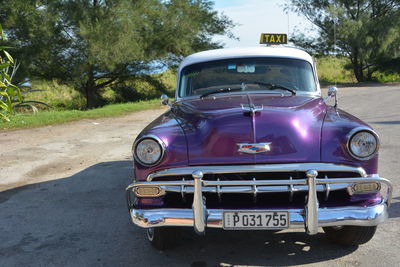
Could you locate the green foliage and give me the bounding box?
[28,80,86,110]
[0,99,161,130]
[316,56,400,84]
[27,69,176,110]
[105,69,177,103]
[316,56,356,83]
[371,70,400,82]
[0,24,22,121]
[287,0,400,82]
[0,0,235,108]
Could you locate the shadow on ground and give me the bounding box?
[1,161,359,266]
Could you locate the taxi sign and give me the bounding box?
[260,33,287,45]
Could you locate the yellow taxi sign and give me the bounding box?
[260,33,288,45]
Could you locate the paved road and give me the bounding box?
[0,84,399,267]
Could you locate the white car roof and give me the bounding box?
[178,46,314,71]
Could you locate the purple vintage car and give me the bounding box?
[126,46,392,250]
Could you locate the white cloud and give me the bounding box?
[214,0,315,48]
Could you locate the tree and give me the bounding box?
[287,0,400,82]
[0,0,235,108]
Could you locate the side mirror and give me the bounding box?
[328,86,337,97]
[160,94,170,106]
[325,86,338,107]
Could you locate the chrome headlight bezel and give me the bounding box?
[347,127,379,160]
[133,135,165,167]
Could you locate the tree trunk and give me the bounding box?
[83,0,99,109]
[351,50,364,82]
[366,65,374,81]
[353,63,364,82]
[85,65,96,109]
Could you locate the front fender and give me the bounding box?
[321,107,378,174]
[134,109,188,181]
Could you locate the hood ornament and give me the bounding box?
[241,104,263,116]
[237,143,271,154]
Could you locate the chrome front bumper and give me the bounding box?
[126,163,392,235]
[130,202,388,229]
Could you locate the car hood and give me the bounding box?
[173,93,327,165]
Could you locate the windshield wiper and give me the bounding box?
[253,81,296,95]
[200,87,242,98]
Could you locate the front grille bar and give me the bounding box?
[156,181,348,201]
[181,177,186,202]
[131,177,391,205]
[252,177,257,203]
[217,178,222,202]
[324,175,330,201]
[288,176,293,201]
[146,163,368,181]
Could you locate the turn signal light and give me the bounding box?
[135,186,164,197]
[351,182,381,194]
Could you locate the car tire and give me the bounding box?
[146,227,179,250]
[323,225,377,246]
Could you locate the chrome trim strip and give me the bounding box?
[129,201,388,229]
[133,177,389,187]
[146,163,367,181]
[128,177,392,205]
[153,183,351,194]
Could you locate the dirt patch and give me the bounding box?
[25,159,78,178]
[0,108,165,191]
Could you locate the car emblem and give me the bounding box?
[237,143,272,154]
[241,104,263,116]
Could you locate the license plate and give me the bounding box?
[223,211,289,230]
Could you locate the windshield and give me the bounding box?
[178,57,317,97]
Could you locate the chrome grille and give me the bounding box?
[152,171,361,181]
[149,171,362,204]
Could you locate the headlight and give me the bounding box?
[348,130,379,160]
[134,137,164,166]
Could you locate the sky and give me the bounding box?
[213,0,315,48]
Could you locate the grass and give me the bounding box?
[0,99,162,130]
[26,69,177,110]
[0,70,175,130]
[27,80,86,110]
[316,56,356,84]
[372,71,400,83]
[316,56,400,84]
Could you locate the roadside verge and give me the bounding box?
[0,99,161,131]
